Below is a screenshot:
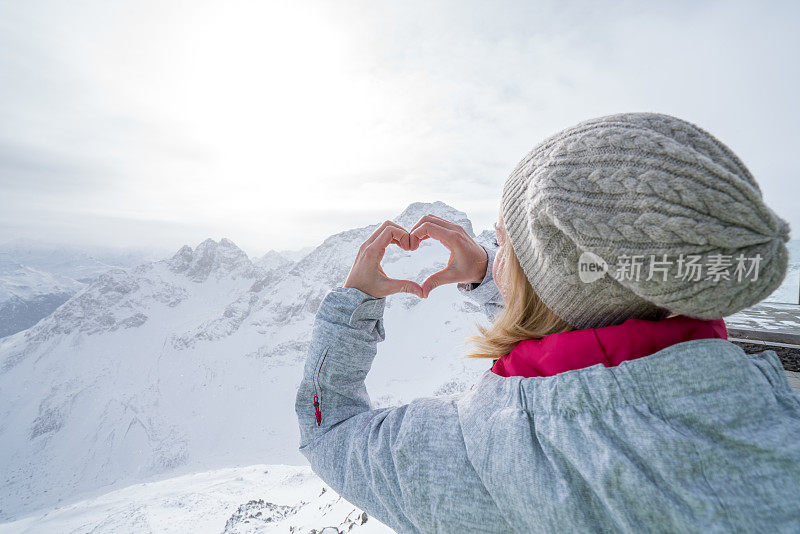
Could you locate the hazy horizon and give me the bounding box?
[0,199,493,258]
[2,0,798,255]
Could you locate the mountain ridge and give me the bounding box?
[0,201,497,521]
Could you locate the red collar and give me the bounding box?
[491,315,727,378]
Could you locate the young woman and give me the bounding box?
[295,112,800,533]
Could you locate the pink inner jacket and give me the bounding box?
[492,315,728,378]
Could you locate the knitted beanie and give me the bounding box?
[501,111,791,329]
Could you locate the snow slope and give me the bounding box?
[254,250,294,274]
[0,201,496,522]
[0,464,394,534]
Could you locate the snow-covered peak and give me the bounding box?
[393,200,475,236]
[256,250,294,272]
[2,238,264,347]
[168,238,258,283]
[0,263,86,338]
[168,245,194,271]
[0,262,83,302]
[0,246,162,339]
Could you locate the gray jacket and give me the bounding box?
[295,243,800,533]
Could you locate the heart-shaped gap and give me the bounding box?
[379,237,452,289]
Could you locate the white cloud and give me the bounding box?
[0,0,797,255]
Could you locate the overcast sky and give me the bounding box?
[1,0,798,257]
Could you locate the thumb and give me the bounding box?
[420,268,460,298]
[383,278,424,298]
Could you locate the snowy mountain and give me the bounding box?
[277,246,315,263]
[0,240,159,339]
[0,201,496,523]
[0,465,395,534]
[0,260,83,338]
[255,250,294,273]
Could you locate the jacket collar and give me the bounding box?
[491,315,727,378]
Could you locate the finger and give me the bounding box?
[363,220,406,248]
[409,221,461,251]
[381,277,423,298]
[363,220,412,250]
[408,214,466,249]
[409,213,463,234]
[363,225,411,264]
[420,267,462,298]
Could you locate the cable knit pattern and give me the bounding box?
[501,112,791,329]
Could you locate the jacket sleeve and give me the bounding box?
[294,286,501,533]
[294,286,422,531]
[456,242,505,321]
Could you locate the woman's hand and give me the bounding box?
[344,220,424,298]
[408,214,489,298]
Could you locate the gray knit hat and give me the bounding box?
[501,111,791,329]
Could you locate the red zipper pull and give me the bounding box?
[313,395,321,426]
[312,349,328,427]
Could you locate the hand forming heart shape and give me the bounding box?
[343,214,489,299]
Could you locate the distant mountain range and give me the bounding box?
[0,241,159,338]
[0,201,497,522]
[0,240,313,340]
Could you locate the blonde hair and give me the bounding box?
[461,242,574,361]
